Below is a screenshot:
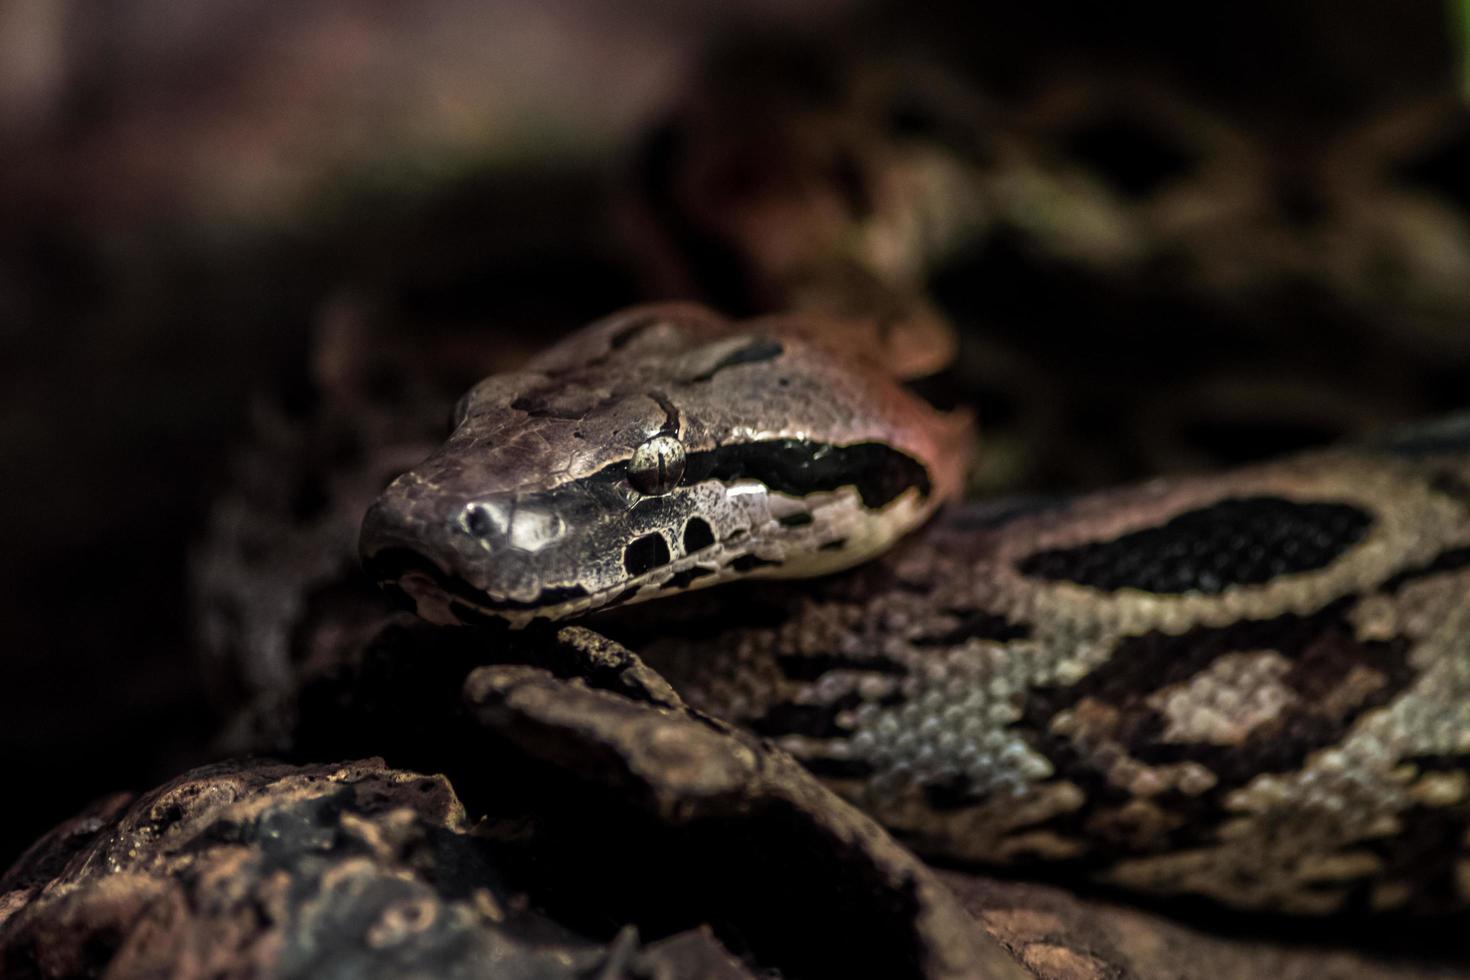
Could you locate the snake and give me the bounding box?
[176,39,1470,926]
[359,298,1470,918]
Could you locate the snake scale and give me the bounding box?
[360,299,1470,918]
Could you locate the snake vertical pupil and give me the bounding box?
[628,434,686,495]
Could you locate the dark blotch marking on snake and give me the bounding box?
[581,439,930,511]
[682,439,932,509]
[1364,807,1470,913]
[1379,546,1470,594]
[509,396,584,420]
[1017,497,1372,594]
[682,517,716,553]
[1021,598,1416,793]
[647,391,681,436]
[624,533,672,576]
[684,339,785,383]
[911,610,1031,647]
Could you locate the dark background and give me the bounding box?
[0,0,1465,867]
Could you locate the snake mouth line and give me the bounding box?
[363,540,744,628]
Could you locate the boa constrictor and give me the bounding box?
[361,302,1470,917]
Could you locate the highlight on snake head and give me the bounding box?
[360,303,968,627]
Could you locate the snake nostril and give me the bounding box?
[464,505,497,539]
[624,532,672,576]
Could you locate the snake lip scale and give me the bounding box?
[365,498,890,628]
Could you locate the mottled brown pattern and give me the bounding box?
[0,759,628,979]
[637,439,1470,913]
[352,298,1470,915]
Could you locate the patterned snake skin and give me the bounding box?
[360,298,1470,916]
[201,46,1470,920]
[632,422,1470,915]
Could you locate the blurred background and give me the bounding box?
[1,0,1467,866]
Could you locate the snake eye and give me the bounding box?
[628,434,686,495]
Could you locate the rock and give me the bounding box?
[0,756,767,979]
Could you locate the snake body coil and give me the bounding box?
[362,304,1470,915]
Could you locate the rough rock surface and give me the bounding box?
[0,757,764,979]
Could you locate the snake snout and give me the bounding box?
[361,485,491,571]
[360,494,500,625]
[360,481,601,626]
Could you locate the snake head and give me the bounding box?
[361,303,969,627]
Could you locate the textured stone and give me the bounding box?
[0,758,632,978]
